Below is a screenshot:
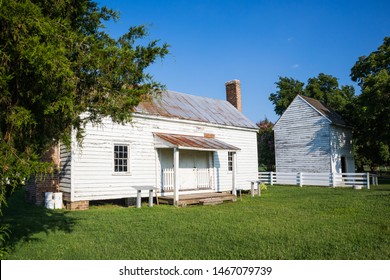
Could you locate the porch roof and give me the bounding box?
[153,133,240,151]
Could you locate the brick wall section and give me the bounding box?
[25,145,60,206]
[25,173,59,205]
[225,79,242,112]
[25,144,91,210]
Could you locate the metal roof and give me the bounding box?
[136,90,258,129]
[153,133,240,151]
[299,95,348,126]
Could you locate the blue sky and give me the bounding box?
[97,0,389,123]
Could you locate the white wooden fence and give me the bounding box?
[259,172,376,189]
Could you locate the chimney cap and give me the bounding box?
[225,79,240,86]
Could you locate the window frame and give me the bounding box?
[228,151,233,172]
[113,143,131,175]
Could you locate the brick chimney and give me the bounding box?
[225,79,242,112]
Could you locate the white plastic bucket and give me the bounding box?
[45,199,55,209]
[53,192,63,209]
[45,192,54,209]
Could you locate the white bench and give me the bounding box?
[247,180,261,197]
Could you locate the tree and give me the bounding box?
[269,74,355,116]
[256,118,275,171]
[350,37,390,167]
[0,0,168,197]
[305,73,355,115]
[268,77,304,116]
[0,0,169,252]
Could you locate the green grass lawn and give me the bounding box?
[1,184,389,260]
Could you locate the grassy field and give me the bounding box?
[1,184,389,260]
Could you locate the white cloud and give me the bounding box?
[291,64,300,69]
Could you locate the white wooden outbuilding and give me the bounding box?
[273,95,355,174]
[58,80,259,208]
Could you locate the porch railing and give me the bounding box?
[162,168,175,191]
[162,168,212,191]
[196,168,212,189]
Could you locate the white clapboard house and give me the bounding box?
[38,80,258,209]
[273,95,355,174]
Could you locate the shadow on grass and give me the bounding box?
[0,188,77,255]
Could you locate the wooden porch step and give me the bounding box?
[158,192,236,207]
[199,198,224,206]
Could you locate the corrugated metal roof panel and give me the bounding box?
[154,133,240,151]
[136,90,258,129]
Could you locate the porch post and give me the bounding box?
[173,148,180,206]
[232,151,237,196]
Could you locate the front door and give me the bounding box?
[179,150,210,190]
[179,150,197,190]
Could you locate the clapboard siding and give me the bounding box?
[59,143,71,197]
[70,115,258,201]
[274,96,332,173]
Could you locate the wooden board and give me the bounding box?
[159,192,236,206]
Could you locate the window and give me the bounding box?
[228,152,233,171]
[114,144,129,173]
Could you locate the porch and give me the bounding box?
[154,132,240,206]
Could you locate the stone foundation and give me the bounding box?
[64,200,89,211]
